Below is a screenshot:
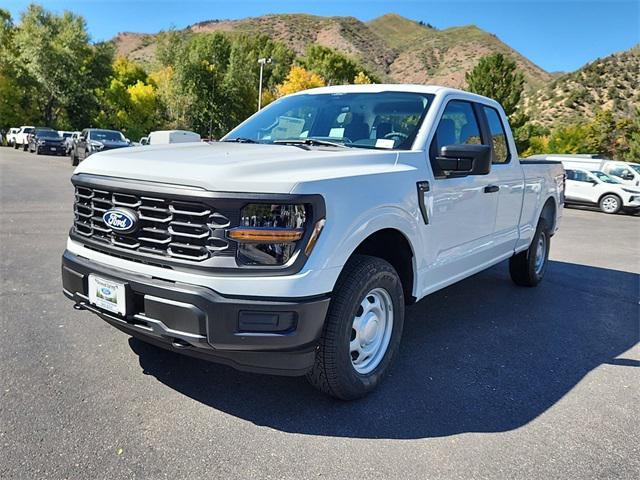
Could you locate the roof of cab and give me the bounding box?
[289,83,503,107]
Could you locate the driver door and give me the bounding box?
[422,99,500,291]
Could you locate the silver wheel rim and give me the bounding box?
[602,197,619,213]
[350,288,394,375]
[534,233,547,275]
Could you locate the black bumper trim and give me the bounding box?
[62,250,331,376]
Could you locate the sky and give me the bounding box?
[4,0,639,72]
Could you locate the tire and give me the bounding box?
[599,194,622,214]
[13,141,18,149]
[306,254,405,400]
[509,219,550,287]
[22,143,28,151]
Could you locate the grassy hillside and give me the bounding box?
[524,45,640,126]
[114,13,550,88]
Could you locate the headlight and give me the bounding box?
[227,203,311,266]
[38,140,46,145]
[89,141,104,151]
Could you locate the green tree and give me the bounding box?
[10,4,113,127]
[627,108,640,162]
[0,8,39,129]
[466,53,525,119]
[94,57,162,140]
[300,45,375,85]
[547,124,590,154]
[465,52,533,153]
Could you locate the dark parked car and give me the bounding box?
[70,128,131,166]
[27,128,65,155]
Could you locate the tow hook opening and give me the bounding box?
[73,303,86,311]
[171,338,191,349]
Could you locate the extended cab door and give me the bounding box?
[424,99,500,290]
[479,105,524,254]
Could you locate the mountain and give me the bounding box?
[113,13,551,88]
[523,45,640,126]
[112,13,638,127]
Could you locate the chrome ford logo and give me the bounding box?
[103,208,137,233]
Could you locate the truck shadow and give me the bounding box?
[128,260,639,439]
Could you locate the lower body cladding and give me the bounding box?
[61,251,330,376]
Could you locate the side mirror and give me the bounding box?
[436,144,492,177]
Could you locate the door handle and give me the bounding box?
[484,185,500,193]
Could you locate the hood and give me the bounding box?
[74,142,404,193]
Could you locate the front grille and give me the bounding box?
[73,186,232,262]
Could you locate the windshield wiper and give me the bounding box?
[222,137,258,143]
[273,138,349,148]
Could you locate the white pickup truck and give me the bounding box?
[62,85,564,399]
[13,125,34,150]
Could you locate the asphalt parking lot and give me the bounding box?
[1,147,638,479]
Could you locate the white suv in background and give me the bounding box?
[564,168,640,214]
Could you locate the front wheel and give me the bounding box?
[599,194,621,214]
[509,219,550,287]
[306,255,405,400]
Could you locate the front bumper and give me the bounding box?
[38,143,65,154]
[62,250,330,376]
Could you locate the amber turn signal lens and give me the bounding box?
[304,218,326,256]
[228,227,304,243]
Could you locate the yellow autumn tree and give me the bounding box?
[353,71,372,84]
[276,66,325,97]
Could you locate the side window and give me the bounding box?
[431,100,482,153]
[565,169,576,180]
[482,106,510,164]
[609,166,634,180]
[573,171,591,183]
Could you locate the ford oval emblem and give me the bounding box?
[103,208,138,233]
[101,287,112,296]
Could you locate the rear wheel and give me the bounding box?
[509,219,550,287]
[599,194,621,214]
[306,255,404,400]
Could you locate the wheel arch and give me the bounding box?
[539,196,557,233]
[345,228,417,305]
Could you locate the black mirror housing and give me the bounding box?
[436,144,492,177]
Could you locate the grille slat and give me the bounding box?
[73,186,231,262]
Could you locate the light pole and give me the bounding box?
[257,57,272,111]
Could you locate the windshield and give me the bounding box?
[90,130,125,142]
[62,133,72,138]
[23,127,34,134]
[36,129,60,138]
[591,170,620,184]
[224,92,434,150]
[629,164,640,175]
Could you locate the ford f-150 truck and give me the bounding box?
[62,85,564,399]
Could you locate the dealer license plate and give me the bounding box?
[88,275,126,315]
